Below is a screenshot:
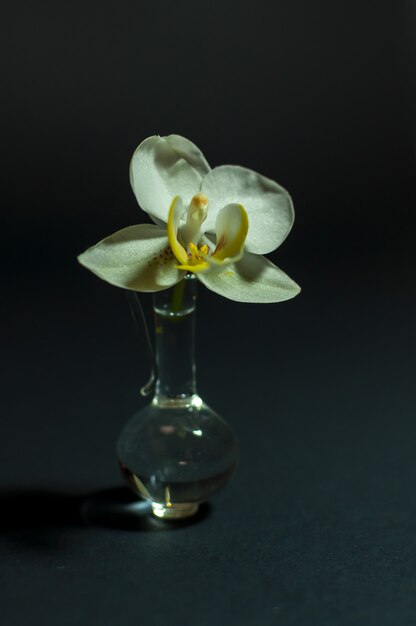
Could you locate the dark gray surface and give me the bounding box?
[2,264,415,626]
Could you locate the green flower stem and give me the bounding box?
[170,276,186,313]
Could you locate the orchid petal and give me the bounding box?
[201,165,294,254]
[77,224,184,292]
[197,252,300,303]
[130,135,210,223]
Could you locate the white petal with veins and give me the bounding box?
[78,224,184,292]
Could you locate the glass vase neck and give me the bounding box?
[152,274,198,404]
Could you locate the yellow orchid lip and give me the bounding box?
[211,203,248,261]
[168,194,210,274]
[167,195,188,265]
[167,195,249,275]
[176,242,210,273]
[176,261,209,273]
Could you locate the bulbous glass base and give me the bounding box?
[116,395,236,519]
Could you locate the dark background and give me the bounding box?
[2,1,416,624]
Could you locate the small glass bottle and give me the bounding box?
[116,274,237,520]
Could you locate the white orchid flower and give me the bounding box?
[78,134,300,303]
